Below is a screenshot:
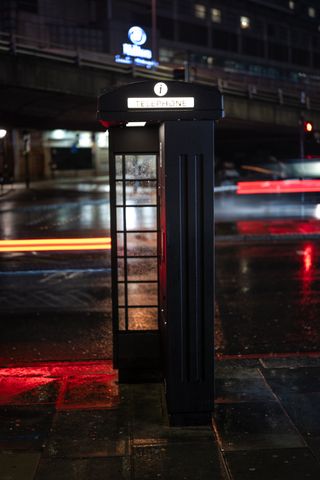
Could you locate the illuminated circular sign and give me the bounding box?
[154,82,168,97]
[128,26,147,46]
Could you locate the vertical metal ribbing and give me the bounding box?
[187,153,204,383]
[191,154,199,383]
[195,153,205,382]
[178,153,205,383]
[178,154,187,383]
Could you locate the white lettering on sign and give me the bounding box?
[123,43,152,59]
[127,97,195,109]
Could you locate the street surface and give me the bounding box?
[1,178,320,362]
[216,239,320,357]
[0,179,112,363]
[2,178,320,479]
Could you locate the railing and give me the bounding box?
[1,30,320,112]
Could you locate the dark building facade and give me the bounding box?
[1,0,320,81]
[1,0,320,179]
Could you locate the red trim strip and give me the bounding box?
[216,351,320,361]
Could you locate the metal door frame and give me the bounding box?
[108,126,161,380]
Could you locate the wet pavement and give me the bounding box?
[0,360,226,480]
[215,241,320,356]
[215,357,320,479]
[2,178,320,477]
[0,253,112,363]
[0,179,112,363]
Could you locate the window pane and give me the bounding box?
[118,283,125,306]
[195,4,206,19]
[115,155,123,179]
[127,258,157,281]
[128,308,158,330]
[240,16,250,29]
[127,232,158,256]
[125,155,156,179]
[308,7,316,18]
[118,308,126,330]
[116,207,124,230]
[125,180,157,205]
[118,258,125,280]
[117,233,124,256]
[125,206,157,231]
[211,8,221,23]
[116,181,123,206]
[127,282,158,306]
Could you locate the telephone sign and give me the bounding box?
[98,80,223,123]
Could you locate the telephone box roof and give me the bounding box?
[97,80,223,125]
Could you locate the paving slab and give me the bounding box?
[260,357,320,369]
[34,457,131,480]
[133,442,228,480]
[279,392,320,436]
[263,367,320,396]
[215,367,276,403]
[58,375,119,410]
[0,406,54,451]
[0,452,40,480]
[44,409,130,458]
[224,448,320,480]
[214,402,305,452]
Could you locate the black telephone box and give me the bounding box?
[98,80,223,425]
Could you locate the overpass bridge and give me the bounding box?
[1,31,320,129]
[1,30,320,162]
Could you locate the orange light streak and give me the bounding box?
[0,237,111,252]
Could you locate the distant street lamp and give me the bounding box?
[0,129,7,139]
[23,131,31,189]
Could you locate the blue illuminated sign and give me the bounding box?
[128,26,147,46]
[115,26,158,70]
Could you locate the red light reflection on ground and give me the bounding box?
[237,220,320,236]
[302,245,313,273]
[57,375,118,411]
[0,361,118,410]
[0,377,55,405]
[300,243,316,311]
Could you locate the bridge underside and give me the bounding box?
[0,84,311,160]
[1,51,320,159]
[0,85,98,130]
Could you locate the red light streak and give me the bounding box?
[236,220,320,236]
[237,179,320,195]
[0,237,111,252]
